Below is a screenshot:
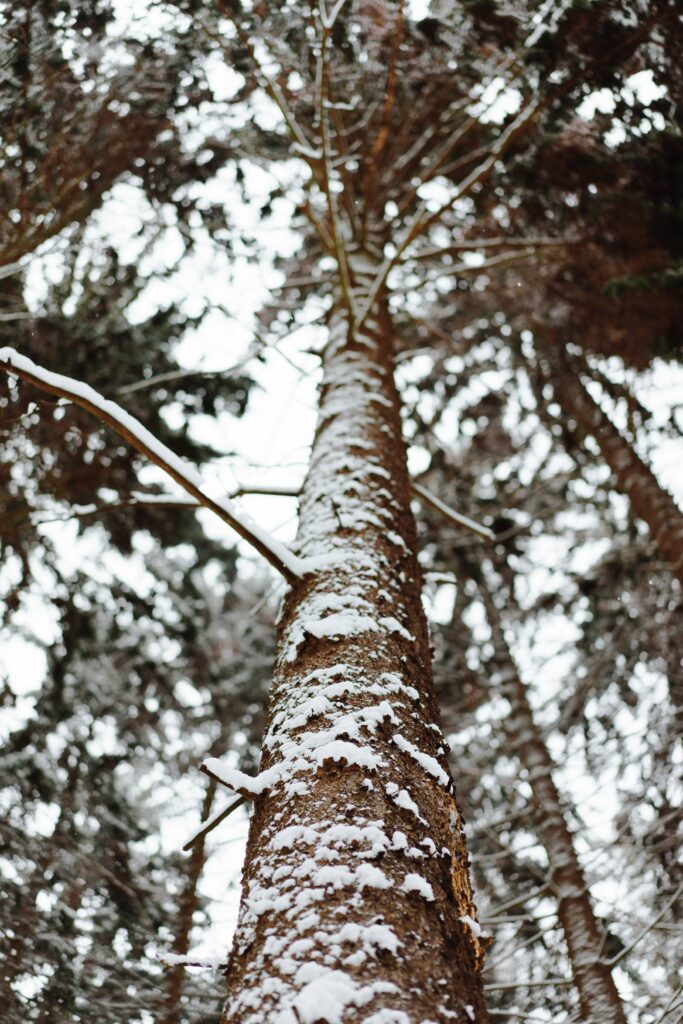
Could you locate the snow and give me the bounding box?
[459,915,482,939]
[290,971,398,1024]
[389,785,427,824]
[158,951,225,968]
[391,734,450,788]
[364,1014,411,1024]
[401,874,435,901]
[305,613,381,639]
[201,757,281,796]
[355,863,392,889]
[378,616,415,641]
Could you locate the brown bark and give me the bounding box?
[477,577,627,1024]
[542,343,683,586]
[219,272,488,1022]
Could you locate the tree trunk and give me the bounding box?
[542,343,683,586]
[219,275,489,1023]
[477,575,627,1024]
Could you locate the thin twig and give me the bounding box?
[182,795,247,853]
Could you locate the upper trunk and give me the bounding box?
[542,343,683,586]
[219,272,488,1023]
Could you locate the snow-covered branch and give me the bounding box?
[0,347,305,582]
[411,483,495,540]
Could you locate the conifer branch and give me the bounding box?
[0,348,304,582]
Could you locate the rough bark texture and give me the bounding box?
[220,270,488,1023]
[479,579,627,1024]
[543,344,683,586]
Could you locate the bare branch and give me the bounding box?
[0,347,304,582]
[0,311,33,322]
[116,357,255,395]
[651,984,683,1024]
[182,795,246,853]
[24,464,494,550]
[484,978,572,992]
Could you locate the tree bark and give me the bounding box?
[542,343,683,586]
[220,274,488,1023]
[477,575,627,1024]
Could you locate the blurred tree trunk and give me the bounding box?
[476,570,628,1024]
[542,343,683,585]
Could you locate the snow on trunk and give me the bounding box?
[220,274,488,1023]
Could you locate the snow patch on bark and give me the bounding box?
[459,914,482,938]
[391,734,450,788]
[288,970,398,1024]
[401,874,435,901]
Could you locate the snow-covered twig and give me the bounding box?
[0,347,305,582]
[411,483,495,540]
[320,0,348,31]
[158,952,227,970]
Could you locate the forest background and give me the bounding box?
[0,1,681,1023]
